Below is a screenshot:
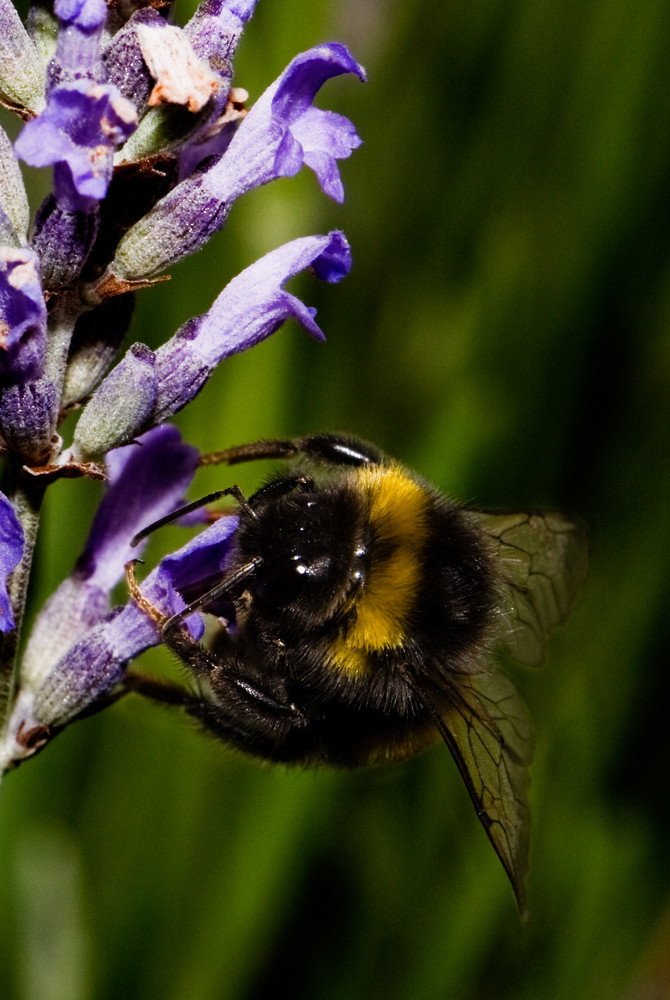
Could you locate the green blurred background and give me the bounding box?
[3,0,670,996]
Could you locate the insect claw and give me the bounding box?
[124,560,168,627]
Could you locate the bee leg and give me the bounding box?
[160,622,307,727]
[122,671,197,708]
[180,692,308,752]
[291,433,383,467]
[125,652,307,750]
[124,559,230,677]
[124,652,304,724]
[124,562,306,735]
[124,559,225,677]
[125,559,166,626]
[200,432,383,469]
[244,473,316,507]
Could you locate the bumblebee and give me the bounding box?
[126,433,587,915]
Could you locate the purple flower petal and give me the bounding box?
[0,247,46,383]
[55,0,107,32]
[79,424,200,592]
[0,491,24,633]
[149,231,351,423]
[272,43,366,121]
[292,107,362,201]
[229,42,366,201]
[30,509,239,727]
[15,81,137,211]
[150,512,240,616]
[20,425,201,696]
[32,424,196,625]
[118,512,241,648]
[126,510,240,645]
[112,43,363,280]
[32,608,152,727]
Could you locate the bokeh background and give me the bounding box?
[2,0,670,997]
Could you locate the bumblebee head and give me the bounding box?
[235,477,368,629]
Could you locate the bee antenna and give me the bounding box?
[131,486,253,548]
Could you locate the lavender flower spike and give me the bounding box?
[15,74,137,286]
[0,2,365,773]
[111,43,364,280]
[0,492,24,633]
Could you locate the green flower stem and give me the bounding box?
[45,291,88,401]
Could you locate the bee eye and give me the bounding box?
[252,555,308,606]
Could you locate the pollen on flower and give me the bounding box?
[137,23,220,113]
[202,87,248,140]
[106,103,138,131]
[229,87,249,107]
[88,144,108,173]
[88,84,137,128]
[1,249,39,289]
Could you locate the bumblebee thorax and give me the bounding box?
[327,464,434,675]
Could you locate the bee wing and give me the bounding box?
[474,511,588,667]
[423,666,533,917]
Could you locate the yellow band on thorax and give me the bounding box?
[328,465,431,676]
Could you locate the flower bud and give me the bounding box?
[0,0,46,113]
[0,126,29,247]
[72,342,157,460]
